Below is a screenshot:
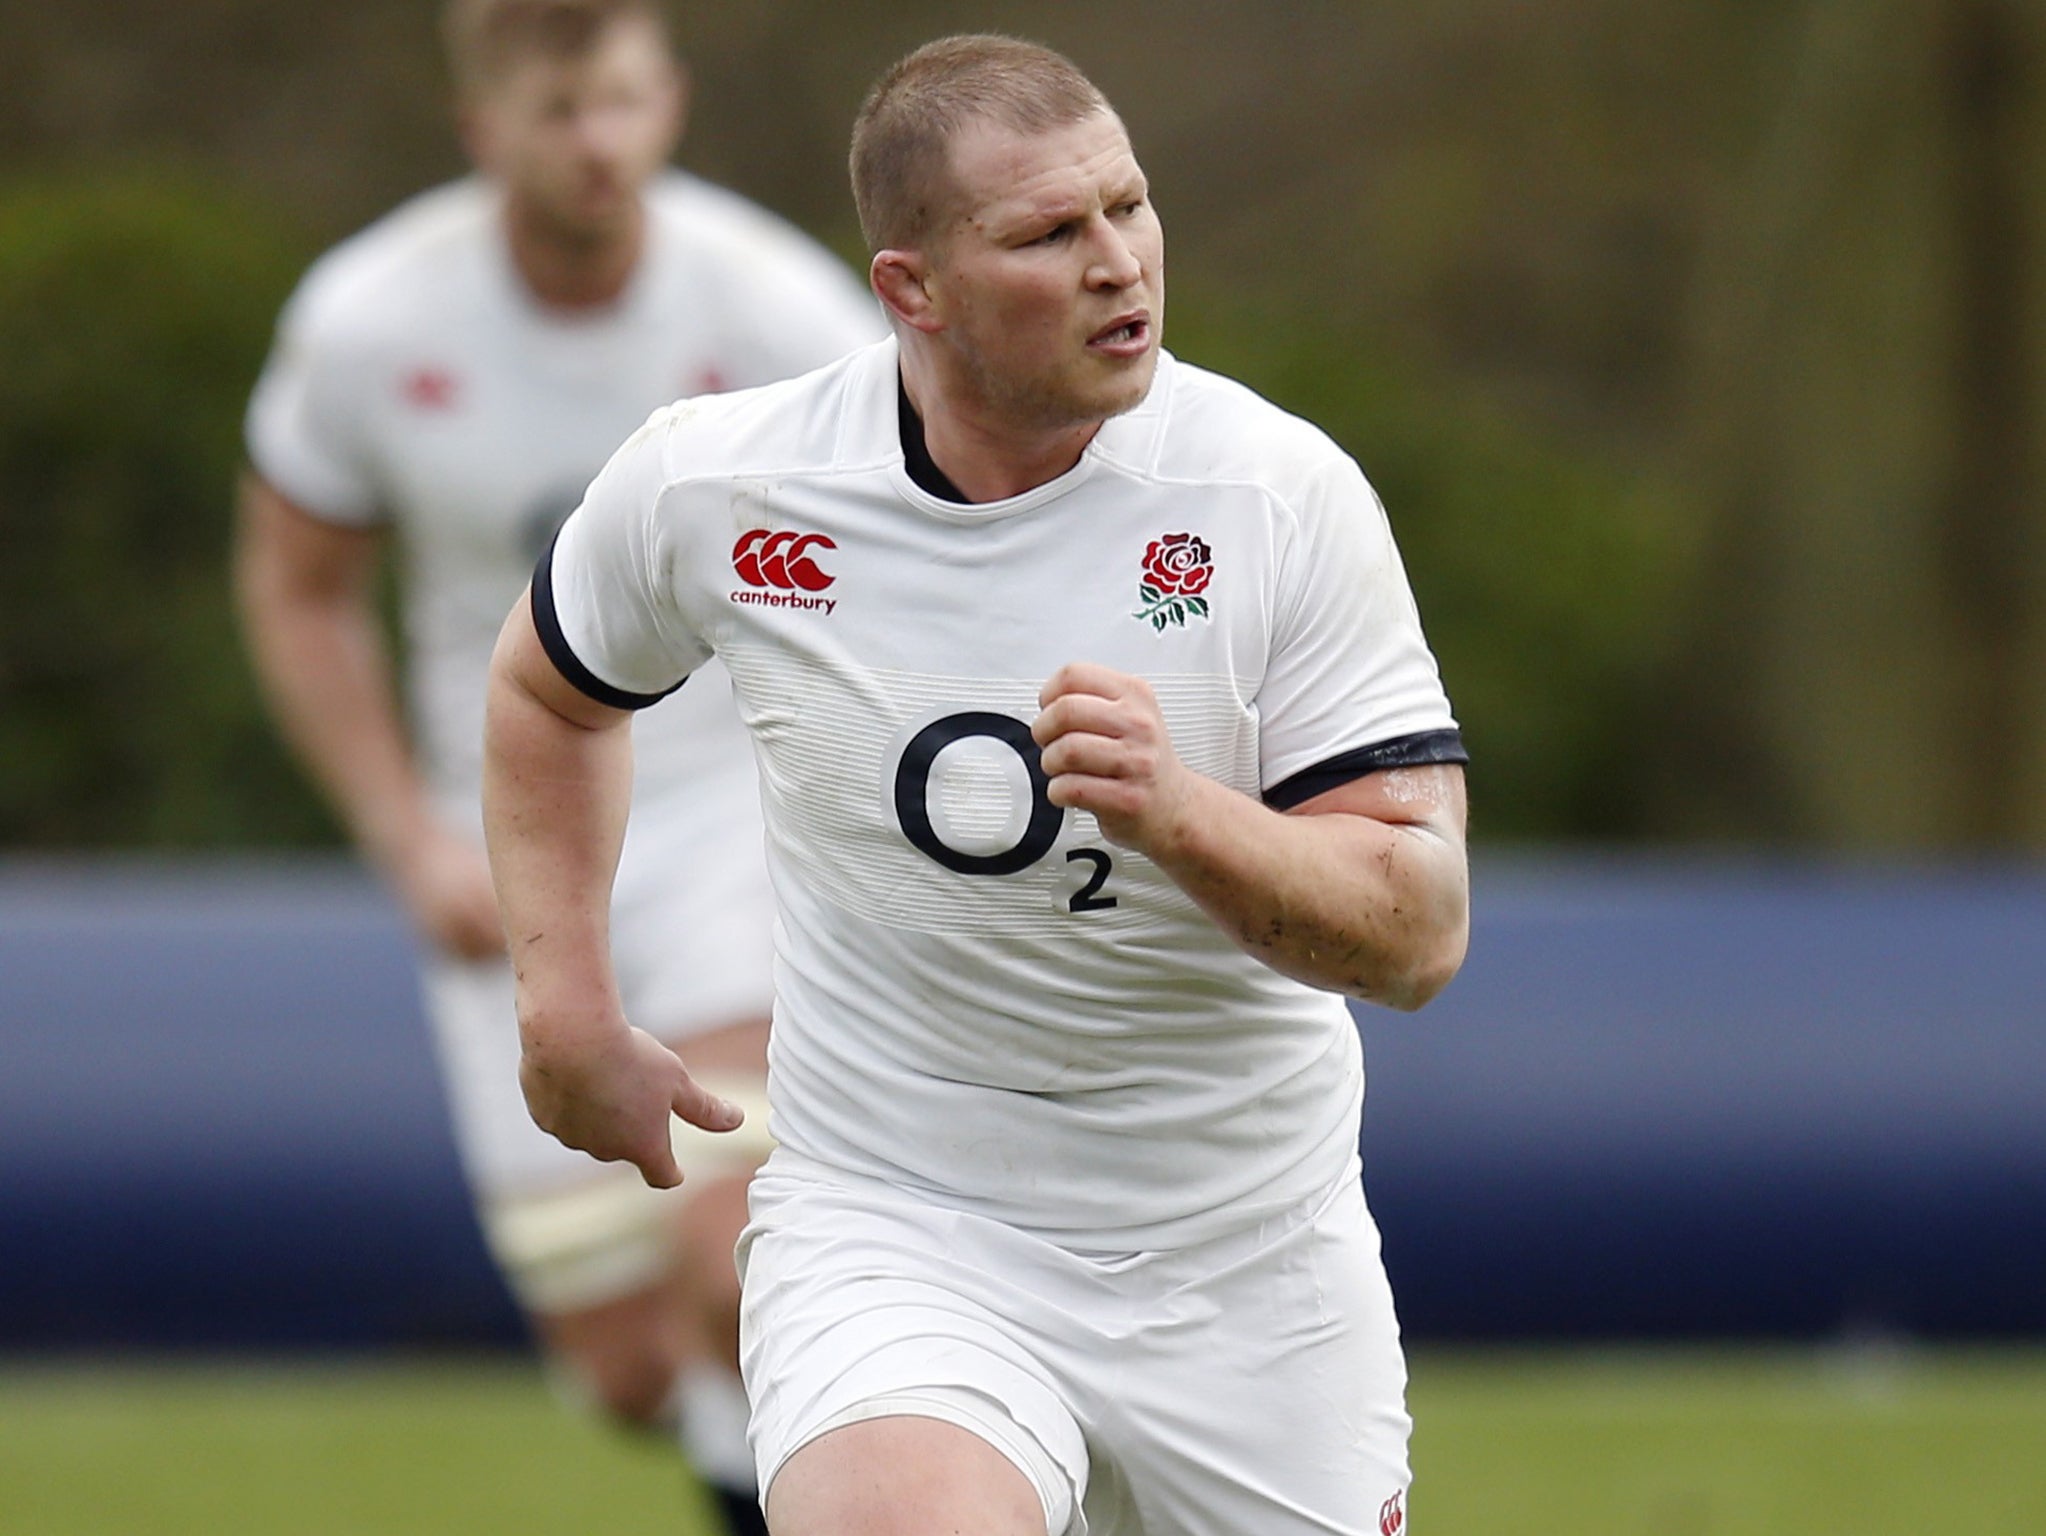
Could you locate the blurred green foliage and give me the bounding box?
[0,174,1698,847]
[7,3,2045,851]
[1171,289,1701,840]
[0,170,336,847]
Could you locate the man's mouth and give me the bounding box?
[1089,314,1151,353]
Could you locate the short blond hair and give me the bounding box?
[441,0,670,95]
[849,34,1113,253]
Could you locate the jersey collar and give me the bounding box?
[881,351,1174,523]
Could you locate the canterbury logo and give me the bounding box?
[734,529,836,591]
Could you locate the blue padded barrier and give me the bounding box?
[1357,859,2046,1339]
[2,856,2041,1347]
[0,861,522,1350]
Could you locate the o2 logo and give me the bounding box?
[891,711,1117,912]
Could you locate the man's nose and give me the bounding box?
[1085,219,1143,289]
[571,103,632,160]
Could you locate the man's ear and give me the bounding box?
[871,249,943,333]
[660,56,691,156]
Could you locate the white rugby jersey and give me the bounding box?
[540,339,1466,1248]
[245,172,885,825]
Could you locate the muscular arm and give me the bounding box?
[232,473,502,957]
[230,474,501,957]
[482,594,742,1186]
[1034,663,1469,1008]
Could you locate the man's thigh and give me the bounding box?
[767,1414,1046,1536]
[739,1163,1089,1536]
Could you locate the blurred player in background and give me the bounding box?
[484,32,1469,1536]
[233,2,881,1530]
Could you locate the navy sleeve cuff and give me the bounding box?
[530,530,685,711]
[1263,729,1469,811]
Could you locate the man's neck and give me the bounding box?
[502,198,645,312]
[899,361,1101,504]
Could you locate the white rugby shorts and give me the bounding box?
[738,1152,1413,1536]
[418,796,777,1313]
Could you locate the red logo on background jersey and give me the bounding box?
[399,366,461,411]
[682,364,729,396]
[734,529,837,592]
[1380,1489,1406,1536]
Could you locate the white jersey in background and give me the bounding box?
[247,170,885,829]
[538,338,1466,1249]
[244,172,885,1215]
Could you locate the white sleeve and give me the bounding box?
[243,271,384,524]
[1256,452,1464,805]
[532,411,712,708]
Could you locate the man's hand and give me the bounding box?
[1032,662,1197,852]
[486,592,700,1185]
[519,1023,746,1189]
[1034,659,1469,1007]
[391,822,506,960]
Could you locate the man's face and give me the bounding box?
[923,110,1164,431]
[464,16,682,245]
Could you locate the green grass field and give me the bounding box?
[3,1348,2042,1535]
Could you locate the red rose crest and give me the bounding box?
[1133,532,1213,630]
